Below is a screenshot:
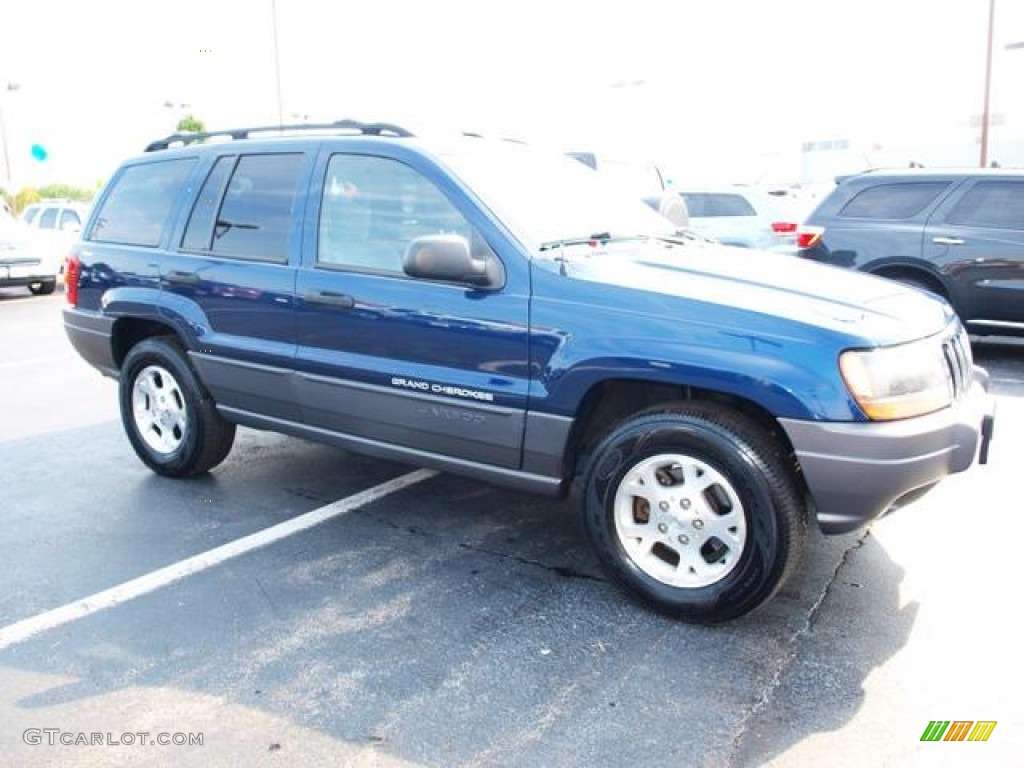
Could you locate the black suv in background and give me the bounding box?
[797,169,1024,336]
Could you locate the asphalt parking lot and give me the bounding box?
[1,288,1022,767]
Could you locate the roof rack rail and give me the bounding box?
[462,131,527,145]
[144,119,414,152]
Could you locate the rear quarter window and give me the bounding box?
[837,181,950,220]
[90,159,196,246]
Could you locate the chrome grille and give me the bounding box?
[942,328,972,400]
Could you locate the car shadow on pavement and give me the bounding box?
[731,529,917,766]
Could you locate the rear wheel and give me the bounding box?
[119,337,236,477]
[583,402,806,623]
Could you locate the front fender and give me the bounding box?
[541,340,858,422]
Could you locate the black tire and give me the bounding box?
[119,337,236,477]
[28,280,56,295]
[583,401,806,623]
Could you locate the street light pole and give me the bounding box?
[0,82,20,192]
[270,0,284,126]
[980,0,996,167]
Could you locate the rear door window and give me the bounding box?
[945,181,1024,230]
[838,182,950,220]
[186,153,303,263]
[180,156,236,252]
[90,159,196,246]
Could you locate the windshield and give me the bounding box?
[440,143,676,252]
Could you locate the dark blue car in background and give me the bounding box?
[797,168,1024,336]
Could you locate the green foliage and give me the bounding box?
[36,184,94,203]
[176,114,206,133]
[2,184,94,214]
[13,187,40,214]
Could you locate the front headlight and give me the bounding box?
[840,337,951,421]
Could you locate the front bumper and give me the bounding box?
[780,366,995,534]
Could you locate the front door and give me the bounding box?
[294,150,531,468]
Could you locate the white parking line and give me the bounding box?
[0,468,436,652]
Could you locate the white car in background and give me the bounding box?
[0,208,59,295]
[22,199,90,234]
[21,200,91,285]
[673,185,806,252]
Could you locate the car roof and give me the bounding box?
[119,124,568,174]
[841,167,1024,183]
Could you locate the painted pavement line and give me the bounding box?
[0,468,437,651]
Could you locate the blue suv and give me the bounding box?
[63,121,995,622]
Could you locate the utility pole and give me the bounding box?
[0,82,20,192]
[271,0,284,126]
[980,0,996,167]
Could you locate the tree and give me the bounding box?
[37,183,94,202]
[13,187,40,214]
[176,114,206,133]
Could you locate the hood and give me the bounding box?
[543,238,953,345]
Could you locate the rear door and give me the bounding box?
[924,177,1024,330]
[293,147,531,469]
[161,150,313,421]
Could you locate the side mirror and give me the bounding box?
[403,234,499,288]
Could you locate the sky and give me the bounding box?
[2,0,1024,191]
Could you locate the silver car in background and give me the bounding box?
[674,185,808,252]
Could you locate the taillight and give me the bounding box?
[771,221,797,234]
[796,226,824,249]
[65,254,81,306]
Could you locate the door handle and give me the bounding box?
[932,236,965,246]
[304,290,355,309]
[166,269,200,285]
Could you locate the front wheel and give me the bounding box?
[583,402,806,623]
[119,337,236,477]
